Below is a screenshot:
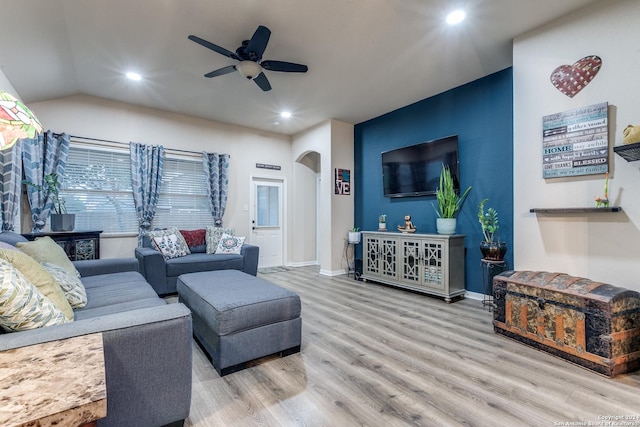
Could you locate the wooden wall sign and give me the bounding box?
[542,102,608,178]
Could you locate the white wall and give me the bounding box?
[291,119,354,275]
[514,0,640,290]
[28,94,292,259]
[0,71,19,97]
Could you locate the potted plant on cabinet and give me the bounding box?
[378,214,387,231]
[24,173,75,231]
[432,164,471,235]
[477,198,506,260]
[348,227,361,244]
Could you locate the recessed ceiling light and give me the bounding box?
[446,9,466,25]
[280,111,292,119]
[126,72,142,81]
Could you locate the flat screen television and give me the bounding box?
[382,135,460,198]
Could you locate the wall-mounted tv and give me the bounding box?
[382,135,460,198]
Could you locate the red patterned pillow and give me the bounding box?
[179,229,206,250]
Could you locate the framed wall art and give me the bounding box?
[335,168,351,195]
[542,102,608,178]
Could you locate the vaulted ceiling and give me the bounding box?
[1,0,600,135]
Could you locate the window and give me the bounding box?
[61,145,213,233]
[62,146,138,233]
[153,157,213,229]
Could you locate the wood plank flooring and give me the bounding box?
[183,266,640,426]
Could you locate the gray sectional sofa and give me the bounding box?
[135,239,259,296]
[0,232,193,427]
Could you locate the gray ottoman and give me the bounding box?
[177,270,301,376]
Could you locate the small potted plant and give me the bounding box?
[432,164,471,234]
[378,215,387,231]
[348,227,361,244]
[24,173,75,231]
[478,198,506,260]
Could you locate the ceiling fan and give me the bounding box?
[188,25,308,92]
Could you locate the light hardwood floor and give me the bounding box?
[183,266,640,427]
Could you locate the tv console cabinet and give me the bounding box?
[361,231,465,302]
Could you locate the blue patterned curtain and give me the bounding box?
[22,131,70,232]
[130,142,164,246]
[0,142,23,231]
[202,152,230,226]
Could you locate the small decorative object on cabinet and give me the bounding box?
[594,172,609,207]
[361,231,465,302]
[432,163,471,235]
[378,214,387,231]
[23,172,75,231]
[21,230,102,261]
[478,198,506,261]
[397,215,417,233]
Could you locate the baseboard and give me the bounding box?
[464,290,485,301]
[319,269,347,277]
[287,261,319,268]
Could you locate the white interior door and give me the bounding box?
[251,178,283,268]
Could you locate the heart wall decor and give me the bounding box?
[550,55,602,98]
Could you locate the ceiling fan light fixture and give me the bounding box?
[237,60,262,80]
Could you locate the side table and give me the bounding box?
[0,333,107,426]
[481,259,508,309]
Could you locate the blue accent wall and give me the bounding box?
[354,68,513,294]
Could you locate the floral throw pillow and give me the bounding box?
[205,227,235,254]
[147,227,190,256]
[215,233,245,255]
[152,233,189,260]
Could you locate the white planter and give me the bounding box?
[348,231,361,244]
[378,222,386,231]
[436,218,456,235]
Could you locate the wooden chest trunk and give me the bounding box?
[493,271,640,377]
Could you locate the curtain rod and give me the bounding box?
[52,133,222,157]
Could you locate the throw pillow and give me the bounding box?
[152,233,190,260]
[0,241,20,252]
[205,226,235,254]
[215,233,245,254]
[0,249,74,320]
[147,227,191,255]
[16,236,81,278]
[179,229,206,253]
[41,262,88,309]
[0,259,71,332]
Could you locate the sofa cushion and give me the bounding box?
[80,271,158,304]
[205,226,234,254]
[215,233,245,254]
[152,233,189,260]
[180,229,206,253]
[74,297,166,320]
[147,227,190,256]
[16,236,80,278]
[0,249,74,320]
[41,262,87,309]
[0,259,71,331]
[165,253,244,277]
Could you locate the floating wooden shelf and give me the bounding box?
[530,207,622,213]
[614,142,640,162]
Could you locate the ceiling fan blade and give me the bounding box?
[253,72,272,91]
[204,65,237,78]
[247,25,271,59]
[188,35,238,60]
[261,60,308,73]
